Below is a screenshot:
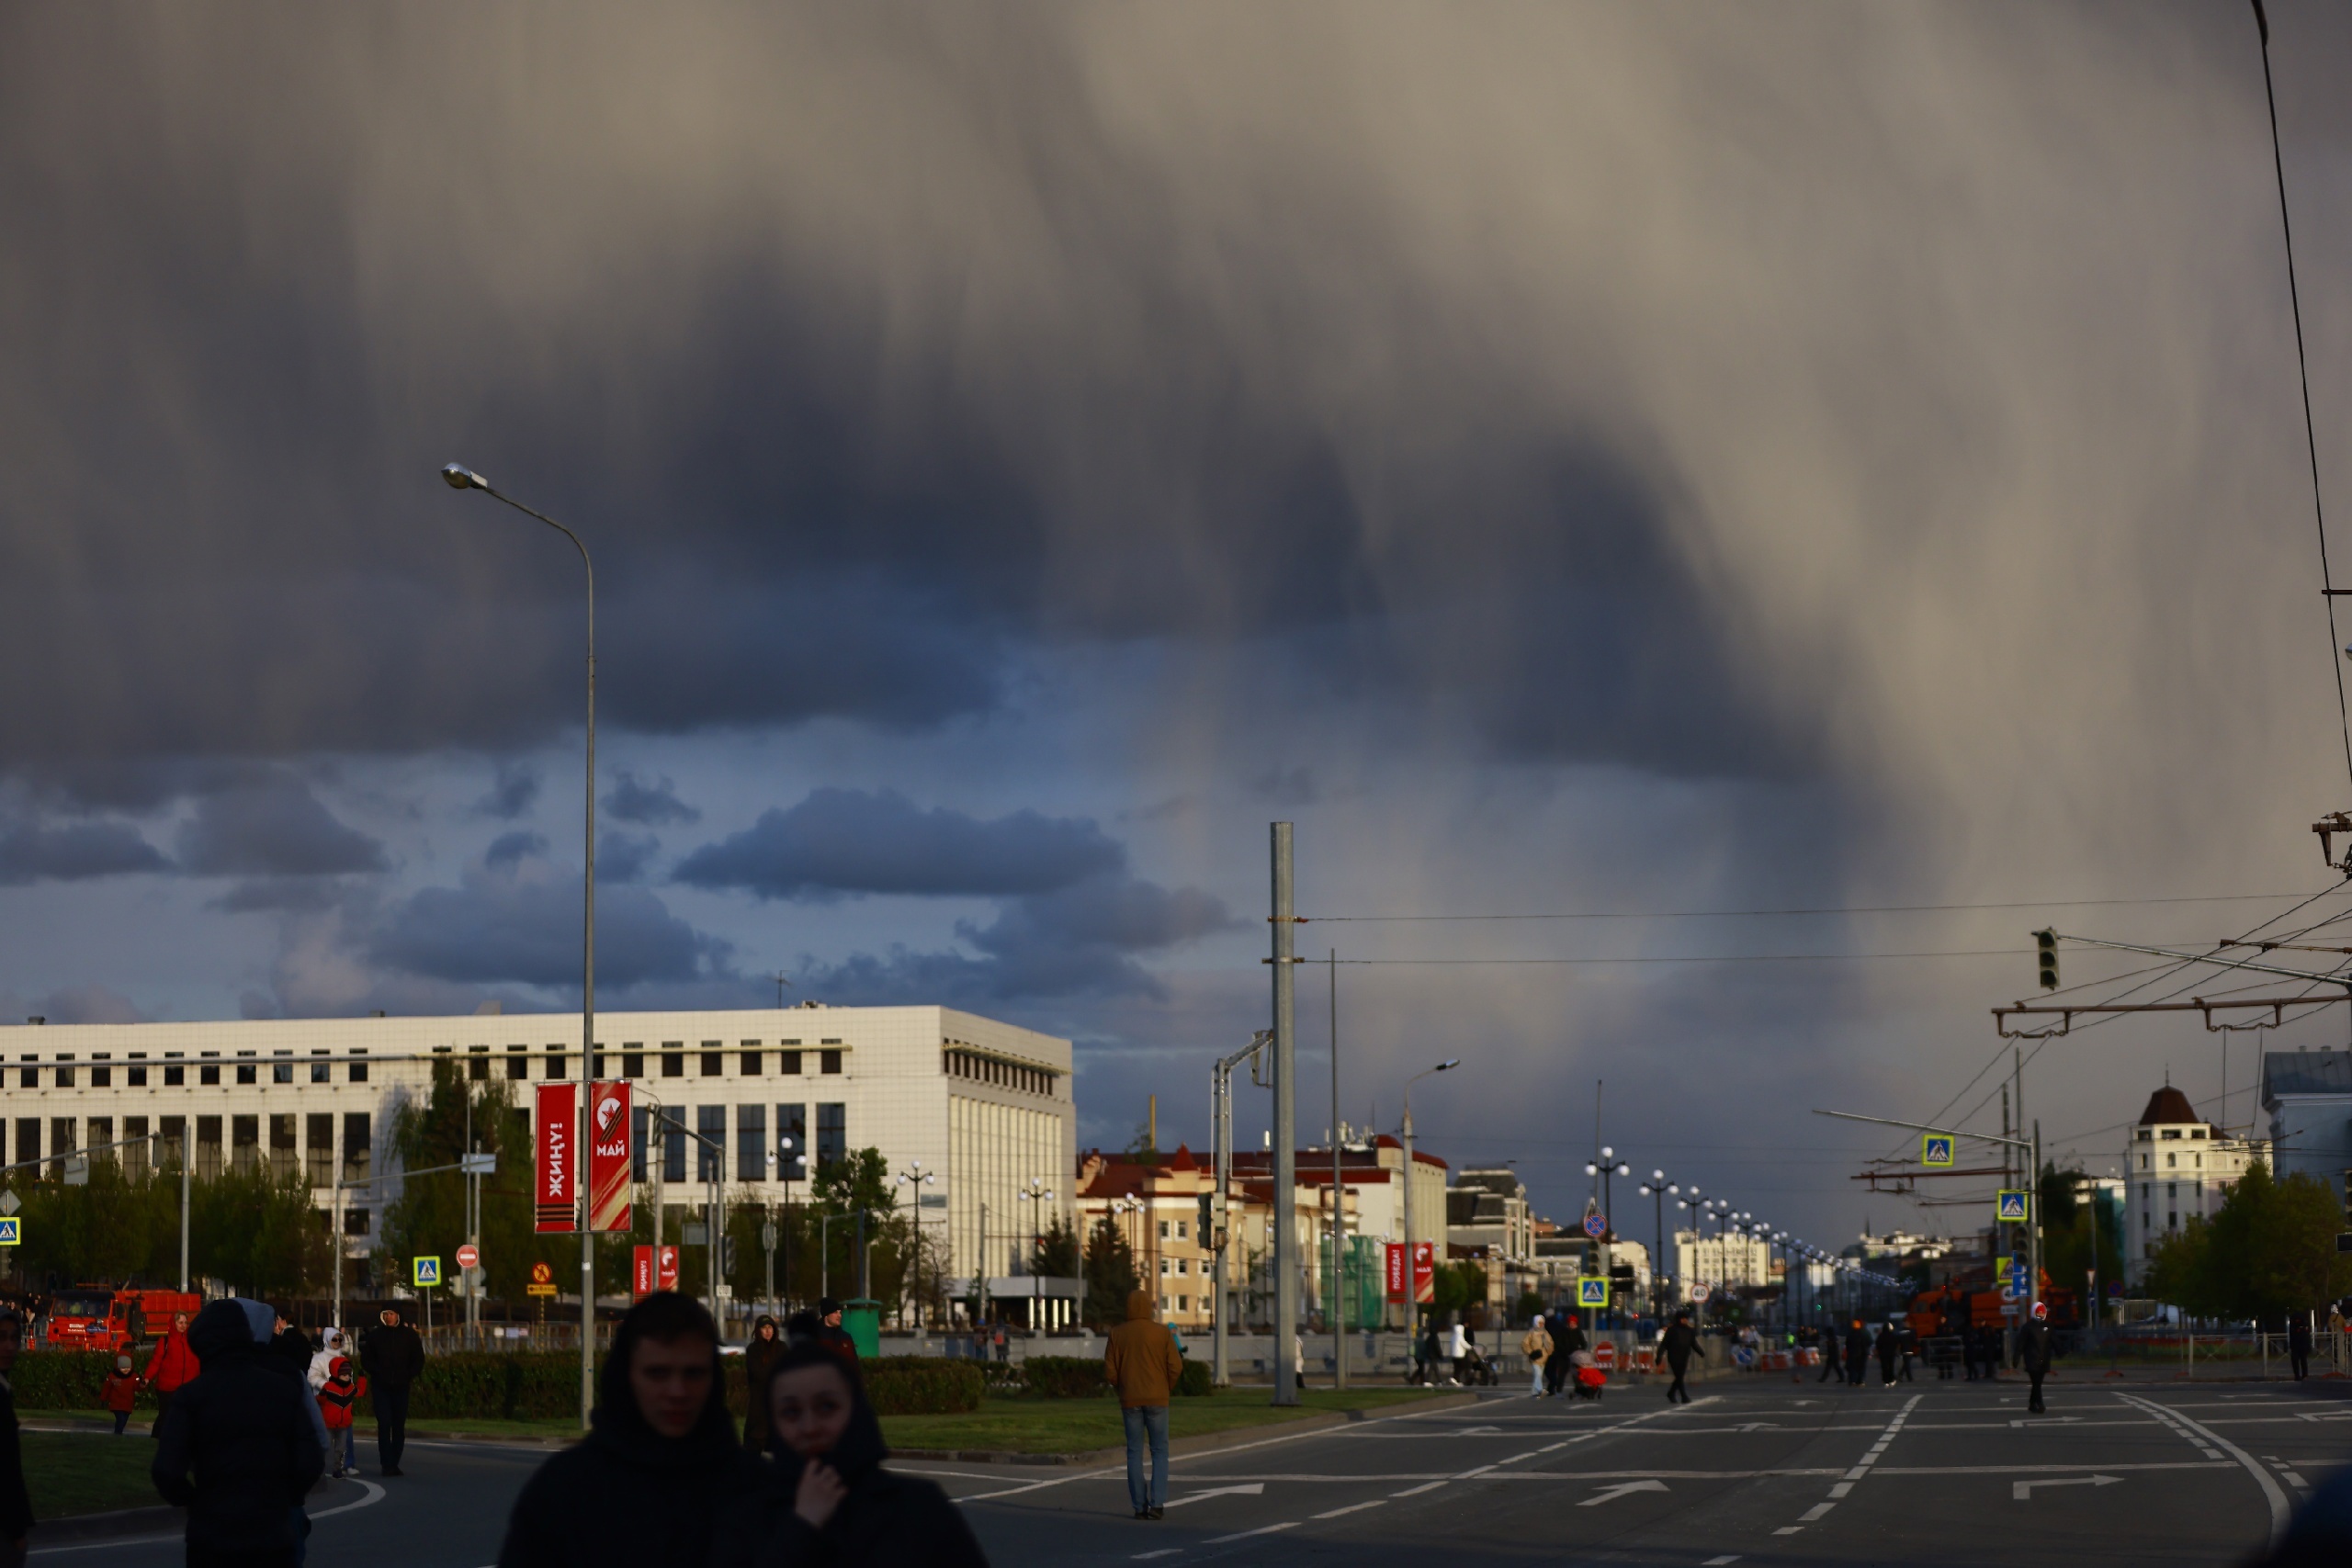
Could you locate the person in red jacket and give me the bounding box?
[101,1354,141,1437]
[142,1312,200,1437]
[316,1356,366,1479]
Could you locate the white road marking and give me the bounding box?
[1204,1521,1298,1544]
[1579,1479,1669,1506]
[1873,1461,2229,1476]
[1772,1526,1803,1535]
[32,1479,386,1558]
[1313,1500,1387,1519]
[2116,1393,2291,1548]
[1390,1480,1447,1497]
[2013,1474,2120,1500]
[1704,1557,1742,1565]
[1798,1503,1835,1521]
[1131,1551,1182,1561]
[1162,1483,1264,1509]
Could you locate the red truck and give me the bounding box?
[43,1287,202,1354]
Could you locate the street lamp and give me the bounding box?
[764,1135,807,1314]
[1399,1058,1460,1331]
[892,1161,938,1328]
[1636,1169,1678,1321]
[443,461,597,1428]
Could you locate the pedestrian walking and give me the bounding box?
[1873,1322,1900,1386]
[1447,1314,1469,1386]
[1546,1314,1581,1397]
[270,1310,313,1377]
[0,1310,33,1568]
[317,1357,364,1480]
[1842,1320,1871,1389]
[2290,1314,2313,1382]
[102,1354,141,1436]
[2019,1301,2053,1414]
[742,1315,785,1453]
[1521,1314,1554,1397]
[814,1299,860,1365]
[1104,1290,1182,1521]
[1897,1321,1918,1382]
[1293,1333,1310,1390]
[495,1292,764,1568]
[711,1341,990,1568]
[1660,1311,1702,1404]
[1817,1323,1844,1383]
[145,1310,200,1436]
[1416,1316,1441,1386]
[152,1298,327,1568]
[359,1305,424,1477]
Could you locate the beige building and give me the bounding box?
[2124,1082,2268,1289]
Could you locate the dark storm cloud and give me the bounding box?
[175,775,388,877]
[674,788,1126,900]
[370,850,727,990]
[598,831,661,884]
[603,773,699,827]
[0,2,1838,783]
[0,819,170,886]
[475,761,541,820]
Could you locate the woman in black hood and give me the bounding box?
[710,1342,989,1568]
[742,1315,784,1453]
[499,1295,764,1568]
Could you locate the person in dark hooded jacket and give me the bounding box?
[1841,1320,1871,1389]
[152,1298,327,1568]
[742,1315,785,1453]
[710,1341,989,1568]
[497,1293,764,1568]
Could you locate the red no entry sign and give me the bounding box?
[456,1243,481,1270]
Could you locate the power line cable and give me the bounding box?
[1300,890,2331,923]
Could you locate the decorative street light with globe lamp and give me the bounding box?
[893,1161,938,1327]
[1636,1171,1678,1321]
[764,1134,808,1314]
[1016,1178,1057,1332]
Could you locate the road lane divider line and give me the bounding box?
[2117,1393,2290,1549]
[1703,1556,1741,1565]
[1871,1461,2232,1475]
[1204,1521,1298,1544]
[1390,1481,1447,1497]
[1313,1501,1386,1519]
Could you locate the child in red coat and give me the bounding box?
[100,1353,140,1435]
[318,1355,366,1478]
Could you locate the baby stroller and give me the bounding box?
[1568,1348,1604,1402]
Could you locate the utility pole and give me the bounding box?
[1329,950,1346,1390]
[1271,822,1299,1406]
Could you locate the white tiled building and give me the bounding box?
[2124,1082,2268,1289]
[0,1004,1072,1290]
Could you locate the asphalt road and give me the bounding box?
[37,1376,2352,1565]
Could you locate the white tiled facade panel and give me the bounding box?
[0,1005,1072,1281]
[948,1094,1069,1280]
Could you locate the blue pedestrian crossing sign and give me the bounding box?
[1996,1190,2030,1223]
[0,1218,17,1247]
[1577,1276,1610,1307]
[1920,1134,1954,1167]
[413,1256,442,1288]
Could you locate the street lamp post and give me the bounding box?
[443,463,597,1427]
[765,1135,806,1314]
[1399,1059,1460,1335]
[1637,1171,1678,1321]
[893,1161,938,1328]
[1016,1179,1054,1332]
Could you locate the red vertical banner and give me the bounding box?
[1411,1240,1435,1303]
[587,1080,632,1233]
[1385,1243,1407,1303]
[534,1083,577,1234]
[631,1245,654,1300]
[656,1246,679,1292]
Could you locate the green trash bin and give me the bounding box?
[842,1299,882,1358]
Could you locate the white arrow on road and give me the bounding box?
[1580,1480,1669,1507]
[2013,1475,2120,1501]
[1163,1483,1264,1509]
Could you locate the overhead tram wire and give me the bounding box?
[2252,0,2352,800]
[1296,890,2335,924]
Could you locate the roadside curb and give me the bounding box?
[895,1391,1484,1466]
[28,1504,184,1544]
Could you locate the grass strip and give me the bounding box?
[22,1430,163,1519]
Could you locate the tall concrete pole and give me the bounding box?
[1329,950,1346,1390]
[1271,823,1299,1406]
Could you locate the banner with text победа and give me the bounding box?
[535,1082,578,1234]
[588,1080,632,1233]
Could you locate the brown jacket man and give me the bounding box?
[1104,1291,1183,1407]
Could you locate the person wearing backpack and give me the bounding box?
[317,1357,366,1480]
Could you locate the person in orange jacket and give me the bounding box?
[101,1354,141,1436]
[317,1355,366,1479]
[142,1311,199,1437]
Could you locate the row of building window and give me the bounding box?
[6,1112,373,1183]
[628,1103,845,1186]
[6,1043,847,1090]
[943,1049,1056,1097]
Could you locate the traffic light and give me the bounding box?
[2034,929,2058,991]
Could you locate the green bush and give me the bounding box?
[1175,1358,1212,1397]
[861,1358,983,1416]
[12,1352,125,1410]
[1019,1354,1111,1398]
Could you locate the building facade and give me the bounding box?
[0,1004,1072,1296]
[2124,1082,2268,1288]
[2261,1047,2352,1211]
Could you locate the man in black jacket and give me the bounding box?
[0,1311,34,1566]
[497,1293,764,1568]
[359,1307,424,1477]
[153,1298,325,1568]
[1841,1320,1871,1389]
[2019,1301,2053,1414]
[1660,1311,1701,1404]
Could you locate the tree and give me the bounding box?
[2040,1163,2123,1318]
[1083,1217,1140,1327]
[1031,1216,1080,1280]
[2143,1161,2352,1322]
[379,1061,536,1300]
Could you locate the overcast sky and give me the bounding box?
[6,1,2352,1247]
